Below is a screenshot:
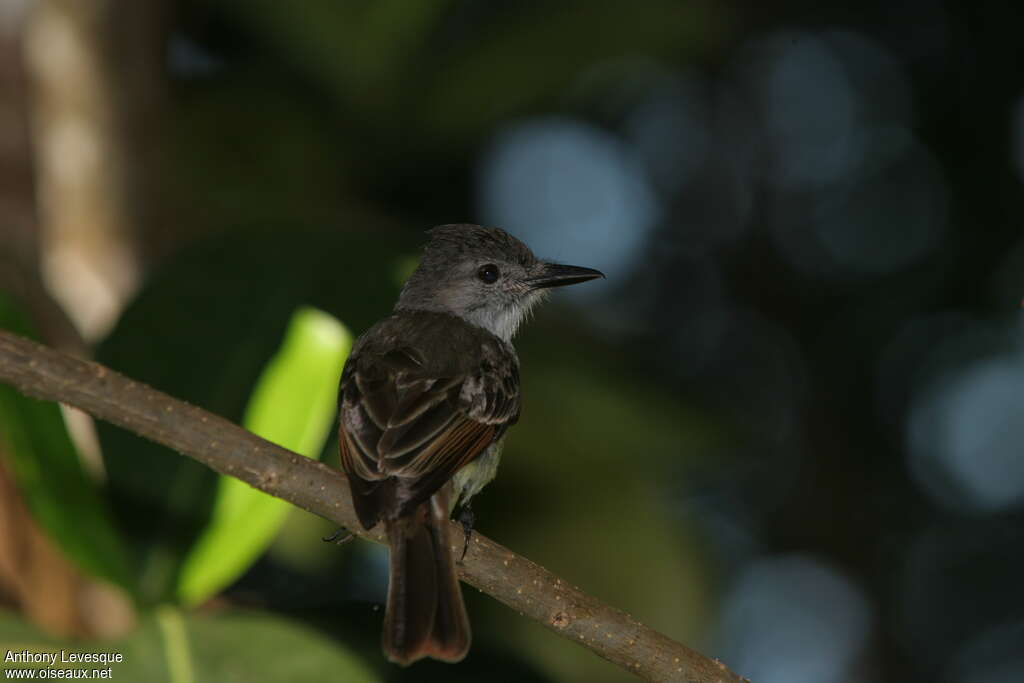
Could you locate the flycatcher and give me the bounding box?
[337,224,603,665]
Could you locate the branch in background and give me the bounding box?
[24,0,170,341]
[0,330,748,683]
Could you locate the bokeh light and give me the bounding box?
[751,31,862,190]
[908,343,1024,513]
[724,28,947,279]
[477,116,659,296]
[716,554,872,683]
[624,70,712,194]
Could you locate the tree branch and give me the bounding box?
[0,330,747,683]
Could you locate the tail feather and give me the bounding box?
[382,494,470,665]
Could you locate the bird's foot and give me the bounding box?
[457,504,475,562]
[322,527,355,545]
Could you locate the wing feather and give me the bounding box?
[338,315,520,529]
[379,400,459,462]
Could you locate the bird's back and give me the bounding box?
[338,310,520,530]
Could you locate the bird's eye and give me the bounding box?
[477,264,500,284]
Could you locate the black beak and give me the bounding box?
[527,263,605,289]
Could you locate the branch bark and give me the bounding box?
[0,330,748,683]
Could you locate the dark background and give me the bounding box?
[2,1,1024,682]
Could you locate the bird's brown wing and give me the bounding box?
[339,341,519,530]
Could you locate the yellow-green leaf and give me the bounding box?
[176,307,351,606]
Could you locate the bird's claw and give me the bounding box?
[322,527,355,545]
[457,504,475,562]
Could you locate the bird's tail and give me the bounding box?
[382,493,470,665]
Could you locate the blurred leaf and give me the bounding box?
[177,307,352,606]
[173,0,735,207]
[417,1,729,143]
[0,293,131,589]
[206,0,732,156]
[96,225,404,604]
[182,609,379,683]
[213,0,452,112]
[0,607,379,683]
[169,77,351,230]
[240,307,352,456]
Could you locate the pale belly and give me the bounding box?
[450,439,503,512]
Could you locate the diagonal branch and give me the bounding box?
[0,330,747,683]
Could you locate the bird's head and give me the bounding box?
[396,224,604,340]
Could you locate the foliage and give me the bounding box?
[1,288,367,678]
[0,293,131,589]
[177,306,351,606]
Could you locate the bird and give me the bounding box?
[336,224,603,665]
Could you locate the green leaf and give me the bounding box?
[176,307,351,606]
[180,609,380,683]
[0,294,131,589]
[95,225,404,604]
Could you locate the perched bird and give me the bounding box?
[337,224,603,664]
